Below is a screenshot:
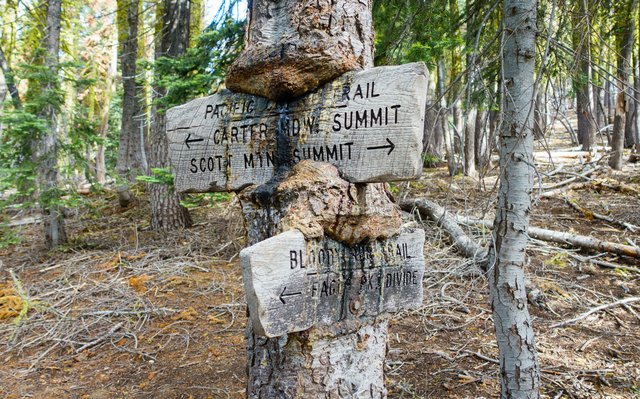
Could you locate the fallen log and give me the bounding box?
[456,216,640,259]
[400,199,487,264]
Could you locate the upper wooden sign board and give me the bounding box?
[166,62,428,193]
[240,228,425,337]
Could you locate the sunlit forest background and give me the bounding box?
[1,0,640,398]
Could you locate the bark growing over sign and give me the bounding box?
[240,161,401,252]
[167,63,427,193]
[225,0,374,100]
[239,161,399,398]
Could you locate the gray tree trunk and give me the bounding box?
[116,0,147,207]
[0,44,20,109]
[36,0,67,248]
[463,108,477,177]
[573,0,595,151]
[438,58,457,176]
[423,71,444,164]
[627,40,640,158]
[474,109,489,174]
[609,0,638,169]
[487,0,540,397]
[148,0,192,230]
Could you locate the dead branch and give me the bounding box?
[456,216,640,259]
[541,167,597,191]
[528,226,640,258]
[568,254,640,273]
[400,199,487,265]
[538,182,590,199]
[564,196,638,232]
[75,322,124,353]
[550,296,640,328]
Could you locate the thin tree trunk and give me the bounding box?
[0,44,20,109]
[488,0,540,397]
[438,58,456,176]
[422,71,444,164]
[463,108,477,177]
[628,36,640,160]
[573,0,595,151]
[475,109,489,174]
[533,91,544,140]
[149,0,192,230]
[37,0,67,248]
[609,0,638,169]
[116,0,146,207]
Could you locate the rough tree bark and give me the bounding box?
[573,0,595,151]
[488,0,540,397]
[225,0,374,100]
[629,33,640,160]
[225,1,403,397]
[609,0,638,169]
[463,108,477,177]
[240,163,399,398]
[148,0,192,230]
[36,0,67,248]
[0,44,21,109]
[423,73,444,165]
[116,0,147,207]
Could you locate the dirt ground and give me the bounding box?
[1,138,640,398]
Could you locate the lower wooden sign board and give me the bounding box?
[166,62,428,193]
[240,228,425,337]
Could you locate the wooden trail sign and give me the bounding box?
[166,62,428,193]
[240,228,425,338]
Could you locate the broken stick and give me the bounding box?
[400,198,486,263]
[550,296,640,328]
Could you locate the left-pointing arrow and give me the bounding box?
[185,133,204,149]
[279,286,302,304]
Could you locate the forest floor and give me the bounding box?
[1,127,640,398]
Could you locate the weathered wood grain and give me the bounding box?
[166,62,429,193]
[240,228,425,338]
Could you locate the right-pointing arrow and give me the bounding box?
[366,138,395,155]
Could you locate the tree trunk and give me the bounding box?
[0,44,21,109]
[475,109,489,174]
[36,0,67,248]
[148,0,192,230]
[226,1,401,397]
[116,0,147,207]
[422,70,444,165]
[533,91,544,140]
[609,0,638,169]
[463,108,477,177]
[240,163,398,398]
[488,0,540,397]
[628,38,640,160]
[573,0,595,151]
[438,58,457,176]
